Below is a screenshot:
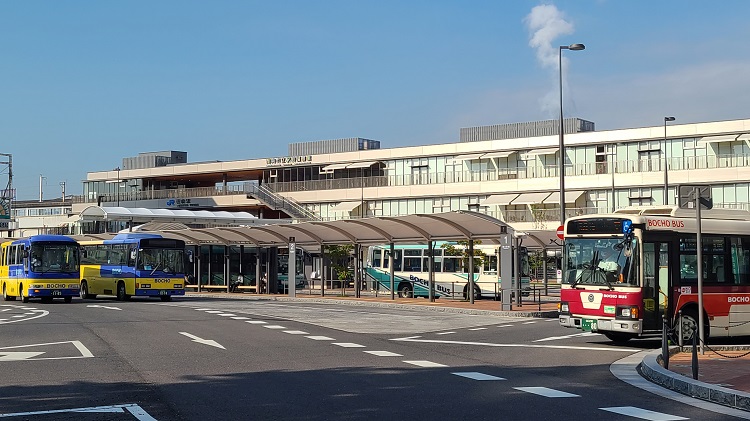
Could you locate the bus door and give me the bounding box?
[643,241,671,331]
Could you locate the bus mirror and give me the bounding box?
[186,252,193,263]
[130,250,137,260]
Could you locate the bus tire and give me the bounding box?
[64,296,73,303]
[398,283,413,298]
[20,285,29,303]
[80,281,96,299]
[116,281,129,301]
[160,295,172,302]
[680,309,710,344]
[2,284,14,301]
[603,332,633,343]
[462,284,481,301]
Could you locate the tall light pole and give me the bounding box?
[663,117,676,205]
[558,43,585,225]
[114,167,121,207]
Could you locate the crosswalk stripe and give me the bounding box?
[452,372,505,381]
[306,336,335,341]
[333,343,366,348]
[403,360,448,368]
[364,351,402,357]
[283,330,309,335]
[217,314,236,317]
[263,325,286,329]
[436,331,456,335]
[599,406,688,420]
[497,324,513,328]
[513,387,579,398]
[245,321,267,324]
[230,317,249,320]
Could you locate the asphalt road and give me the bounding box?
[0,296,743,420]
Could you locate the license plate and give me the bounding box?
[581,318,598,332]
[159,290,169,296]
[51,291,62,296]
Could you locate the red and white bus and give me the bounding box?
[558,206,750,343]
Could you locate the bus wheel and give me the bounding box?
[603,332,633,343]
[160,295,172,302]
[20,285,29,303]
[116,282,129,301]
[680,310,709,343]
[462,284,481,301]
[398,283,413,298]
[2,284,14,301]
[64,296,73,303]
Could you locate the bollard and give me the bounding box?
[691,331,699,380]
[661,316,669,370]
[677,310,683,349]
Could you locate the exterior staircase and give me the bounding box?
[246,183,321,221]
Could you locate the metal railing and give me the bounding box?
[245,183,320,221]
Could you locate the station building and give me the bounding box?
[8,117,750,290]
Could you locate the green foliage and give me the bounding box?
[440,240,486,272]
[323,244,353,280]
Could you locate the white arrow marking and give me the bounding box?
[0,403,156,420]
[0,351,45,361]
[179,332,225,349]
[87,305,122,311]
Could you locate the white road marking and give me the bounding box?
[306,336,335,341]
[403,360,448,368]
[468,327,488,331]
[533,332,598,342]
[0,403,156,420]
[231,316,249,320]
[217,313,236,317]
[283,330,309,335]
[0,341,93,360]
[204,310,224,314]
[497,324,513,327]
[86,305,122,311]
[245,320,267,324]
[263,325,286,329]
[179,332,225,349]
[522,321,537,324]
[390,337,639,352]
[0,352,45,361]
[333,343,366,348]
[364,351,402,357]
[600,406,688,420]
[436,332,456,335]
[452,372,505,381]
[514,387,579,398]
[194,308,213,311]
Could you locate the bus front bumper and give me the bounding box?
[28,288,79,297]
[136,289,186,297]
[559,315,642,334]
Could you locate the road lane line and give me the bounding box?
[600,406,687,420]
[283,330,309,335]
[364,351,402,357]
[452,372,505,381]
[245,321,266,324]
[333,343,366,348]
[390,337,639,352]
[306,336,335,341]
[403,360,447,368]
[513,387,579,398]
[436,332,456,335]
[263,325,286,329]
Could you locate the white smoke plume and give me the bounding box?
[524,4,577,117]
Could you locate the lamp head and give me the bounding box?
[664,116,676,122]
[568,43,585,51]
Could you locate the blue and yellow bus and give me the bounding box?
[1,235,80,303]
[79,233,186,302]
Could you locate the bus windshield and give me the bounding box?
[564,237,638,287]
[30,243,80,274]
[138,248,185,274]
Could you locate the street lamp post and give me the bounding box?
[663,117,676,205]
[558,43,585,225]
[114,167,121,207]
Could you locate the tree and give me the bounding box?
[323,244,354,281]
[441,240,486,273]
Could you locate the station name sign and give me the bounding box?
[266,156,313,166]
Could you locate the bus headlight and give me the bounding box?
[140,284,151,288]
[618,306,639,319]
[558,302,569,313]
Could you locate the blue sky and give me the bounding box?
[1,1,749,200]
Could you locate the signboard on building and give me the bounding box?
[165,198,215,208]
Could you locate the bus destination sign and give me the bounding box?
[567,218,628,235]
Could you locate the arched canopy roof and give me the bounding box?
[129,211,532,248]
[77,206,276,225]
